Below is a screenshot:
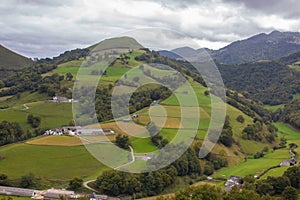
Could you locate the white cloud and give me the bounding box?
[0,0,299,58]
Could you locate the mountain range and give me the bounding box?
[160,30,300,64]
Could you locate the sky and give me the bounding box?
[1,0,300,58]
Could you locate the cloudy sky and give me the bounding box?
[1,0,300,58]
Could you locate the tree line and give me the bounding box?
[159,166,300,200]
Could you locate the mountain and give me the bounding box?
[160,31,300,64]
[159,47,213,62]
[0,44,33,70]
[212,30,300,64]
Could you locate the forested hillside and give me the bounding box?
[218,61,300,105]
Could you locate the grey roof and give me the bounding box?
[92,193,120,200]
[0,186,36,197]
[43,189,74,199]
[79,129,104,135]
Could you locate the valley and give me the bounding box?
[0,33,299,200]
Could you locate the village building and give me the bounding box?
[44,126,115,136]
[42,188,78,199]
[79,128,114,135]
[0,186,39,197]
[90,193,120,200]
[280,157,297,167]
[224,175,242,191]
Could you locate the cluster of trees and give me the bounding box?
[95,147,201,198]
[226,90,272,123]
[202,152,228,175]
[135,50,206,87]
[0,69,72,99]
[219,116,234,147]
[273,99,300,129]
[75,84,172,124]
[146,122,169,148]
[0,121,47,147]
[253,147,269,159]
[242,120,277,143]
[159,166,300,200]
[68,177,83,191]
[243,166,300,200]
[139,64,187,91]
[0,121,25,146]
[27,114,41,128]
[115,134,130,149]
[0,47,86,98]
[44,48,89,65]
[0,172,38,189]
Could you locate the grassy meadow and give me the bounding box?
[0,142,106,183]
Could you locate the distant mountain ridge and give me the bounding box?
[160,31,300,64]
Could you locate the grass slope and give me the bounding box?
[0,45,33,70]
[0,102,72,131]
[0,143,105,183]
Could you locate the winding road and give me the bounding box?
[82,179,97,192]
[82,145,136,191]
[114,145,135,170]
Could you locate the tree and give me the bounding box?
[284,166,300,188]
[266,176,291,194]
[226,187,261,200]
[115,134,130,149]
[68,177,83,191]
[219,116,233,147]
[236,115,245,123]
[282,186,298,200]
[0,80,4,89]
[20,173,35,188]
[66,73,73,81]
[255,180,274,196]
[203,162,214,176]
[0,174,8,186]
[27,114,41,128]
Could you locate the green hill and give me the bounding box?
[0,45,34,81]
[89,36,143,51]
[0,37,285,188]
[0,45,33,70]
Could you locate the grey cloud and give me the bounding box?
[0,0,299,58]
[224,0,300,19]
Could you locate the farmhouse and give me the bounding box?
[280,158,297,167]
[0,186,78,199]
[46,96,78,103]
[42,188,77,199]
[44,126,115,136]
[0,186,39,197]
[78,128,114,135]
[224,175,242,191]
[44,129,63,136]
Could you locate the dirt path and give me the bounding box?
[23,104,29,110]
[82,179,97,192]
[114,145,135,170]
